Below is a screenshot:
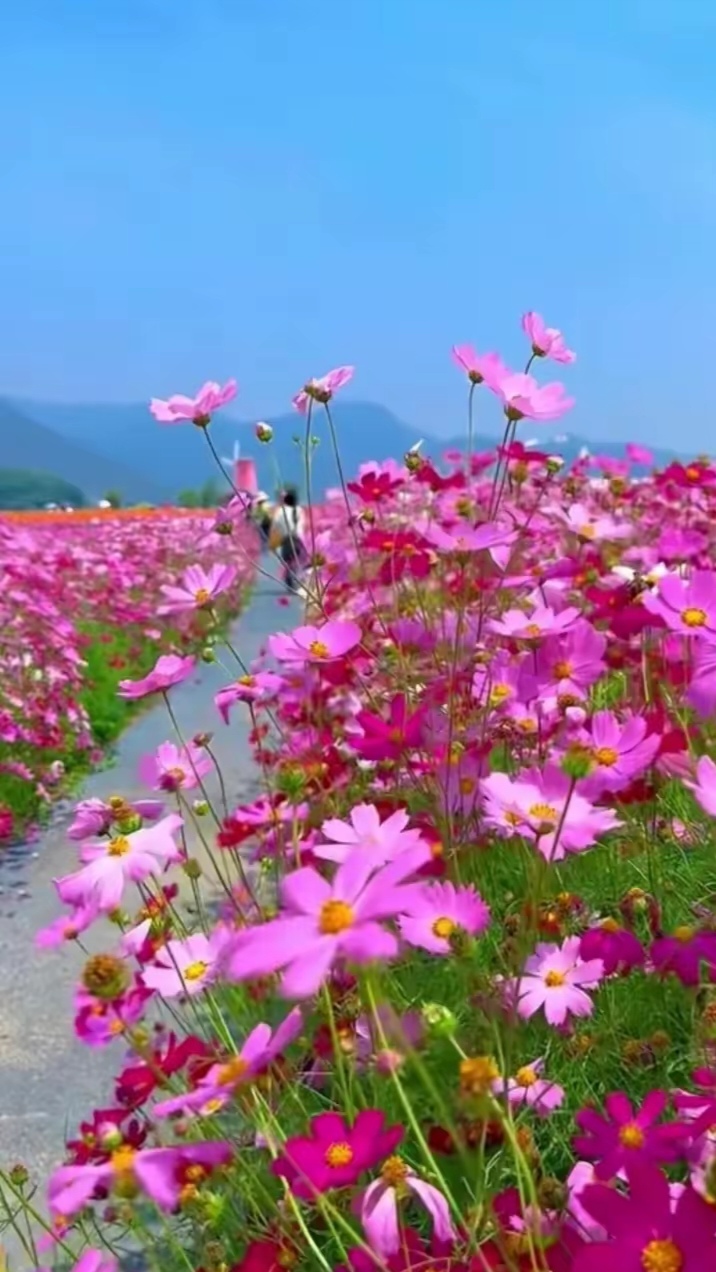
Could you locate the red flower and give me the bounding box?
[354,694,426,762]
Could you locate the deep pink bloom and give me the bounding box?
[292,366,354,414]
[505,936,604,1026]
[272,1109,402,1199]
[642,570,716,637]
[150,379,237,424]
[688,642,716,717]
[48,1141,232,1219]
[360,1163,457,1256]
[579,921,645,976]
[521,312,576,364]
[315,803,426,867]
[138,740,212,792]
[626,442,654,465]
[574,1091,689,1181]
[353,693,426,762]
[158,562,238,615]
[651,927,716,986]
[268,620,362,665]
[398,881,490,954]
[491,371,575,422]
[118,653,195,700]
[451,344,508,387]
[55,814,183,912]
[685,755,716,817]
[493,1057,565,1118]
[572,1163,716,1271]
[227,848,427,997]
[74,983,150,1048]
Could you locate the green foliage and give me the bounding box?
[103,489,123,508]
[178,478,224,508]
[0,468,86,509]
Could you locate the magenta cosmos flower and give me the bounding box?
[684,755,716,817]
[154,1007,303,1118]
[578,710,661,796]
[491,370,575,422]
[158,562,237,615]
[572,1163,716,1271]
[651,926,716,987]
[268,620,362,665]
[55,814,183,912]
[579,920,645,976]
[142,930,229,999]
[314,803,426,868]
[227,849,426,997]
[360,1157,457,1257]
[521,311,576,364]
[480,765,621,862]
[272,1109,402,1199]
[150,378,237,425]
[398,881,490,954]
[118,653,195,700]
[574,1091,689,1182]
[489,605,581,641]
[505,936,604,1026]
[493,1057,565,1118]
[451,344,508,388]
[292,365,354,413]
[48,1141,232,1219]
[138,740,212,792]
[642,570,716,637]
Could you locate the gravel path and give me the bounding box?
[0,576,292,1246]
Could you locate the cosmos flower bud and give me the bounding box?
[82,953,129,1000]
[182,858,203,880]
[8,1163,29,1187]
[546,455,565,474]
[421,1001,457,1037]
[255,421,273,442]
[192,799,210,816]
[201,647,217,663]
[459,1054,501,1098]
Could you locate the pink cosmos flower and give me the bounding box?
[493,1057,565,1118]
[314,803,427,868]
[269,620,361,665]
[626,442,654,466]
[67,798,164,841]
[154,1008,303,1118]
[651,927,716,987]
[292,366,354,413]
[567,1162,608,1242]
[688,642,716,717]
[558,503,630,543]
[55,814,183,912]
[272,1109,402,1199]
[36,900,99,950]
[227,848,427,997]
[118,653,196,700]
[421,519,517,570]
[491,371,575,422]
[685,755,716,817]
[480,765,621,862]
[150,378,237,425]
[574,1091,689,1182]
[577,710,661,796]
[642,569,716,637]
[398,881,490,954]
[214,670,283,723]
[48,1141,232,1219]
[138,740,212,792]
[142,930,228,998]
[522,312,576,364]
[451,344,508,387]
[74,983,150,1048]
[505,936,604,1026]
[489,605,581,641]
[360,1160,457,1256]
[352,693,427,762]
[158,562,238,615]
[572,1163,716,1271]
[536,620,607,701]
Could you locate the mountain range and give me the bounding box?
[1,395,682,504]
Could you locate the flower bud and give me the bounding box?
[9,1163,29,1187]
[421,1001,457,1037]
[192,799,210,817]
[255,421,273,442]
[201,647,217,663]
[182,858,203,880]
[81,953,129,1000]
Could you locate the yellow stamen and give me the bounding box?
[318,900,354,935]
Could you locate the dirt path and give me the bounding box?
[0,577,293,1225]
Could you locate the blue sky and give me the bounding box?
[3,0,716,445]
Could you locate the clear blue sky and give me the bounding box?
[3,0,716,445]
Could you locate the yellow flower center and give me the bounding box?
[544,970,566,988]
[673,925,694,943]
[460,1055,500,1094]
[681,607,708,627]
[528,803,558,824]
[641,1239,683,1272]
[432,916,456,939]
[601,917,620,933]
[525,623,542,638]
[200,1097,224,1117]
[489,683,511,705]
[184,960,209,982]
[459,776,476,795]
[515,1065,538,1088]
[319,900,354,935]
[239,674,254,685]
[518,718,537,733]
[593,746,619,767]
[579,524,596,539]
[308,640,330,658]
[107,836,131,857]
[110,1144,136,1180]
[619,1122,645,1149]
[685,466,700,481]
[194,588,212,606]
[381,1155,409,1186]
[167,766,187,785]
[217,1057,249,1086]
[324,1141,354,1168]
[553,660,572,679]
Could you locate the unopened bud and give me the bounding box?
[561,746,593,780]
[546,455,565,474]
[421,1001,457,1037]
[255,421,273,443]
[200,647,216,664]
[9,1163,29,1187]
[192,799,209,817]
[182,858,203,880]
[193,732,213,748]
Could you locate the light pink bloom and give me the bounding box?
[268,620,362,665]
[214,670,284,723]
[451,345,508,387]
[48,1142,232,1219]
[521,312,576,364]
[420,519,517,570]
[361,1165,457,1256]
[314,803,426,867]
[493,1057,565,1117]
[505,937,604,1026]
[559,503,631,543]
[643,569,716,637]
[138,740,212,792]
[480,765,621,862]
[118,653,195,700]
[67,797,164,841]
[142,930,227,998]
[398,881,490,954]
[36,900,100,950]
[491,371,575,422]
[150,379,237,424]
[55,814,183,912]
[685,755,716,817]
[292,366,354,414]
[158,563,238,615]
[489,605,581,641]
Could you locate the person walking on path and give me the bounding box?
[269,486,307,593]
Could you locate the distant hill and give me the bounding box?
[15,396,680,497]
[0,468,86,510]
[0,399,171,503]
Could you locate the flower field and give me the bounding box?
[7,323,716,1271]
[0,509,256,839]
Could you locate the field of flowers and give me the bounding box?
[6,325,716,1271]
[0,508,256,839]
